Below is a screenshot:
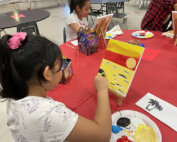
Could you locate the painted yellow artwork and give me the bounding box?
[98,39,144,105]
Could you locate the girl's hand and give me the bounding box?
[94,75,108,93]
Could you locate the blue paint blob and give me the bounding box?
[112,125,123,134]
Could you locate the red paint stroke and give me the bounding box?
[11,14,26,19]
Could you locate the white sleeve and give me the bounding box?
[43,103,78,142]
[66,14,78,25]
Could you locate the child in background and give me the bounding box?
[0,33,111,142]
[65,0,90,42]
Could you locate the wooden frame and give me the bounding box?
[93,14,113,48]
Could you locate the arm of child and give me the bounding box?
[69,23,81,33]
[66,75,111,142]
[173,3,177,11]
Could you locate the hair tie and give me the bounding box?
[8,32,27,50]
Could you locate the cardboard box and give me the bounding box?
[60,58,72,84]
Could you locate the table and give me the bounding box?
[0,9,50,36]
[47,30,177,141]
[90,0,128,11]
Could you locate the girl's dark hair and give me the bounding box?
[0,34,63,100]
[70,0,90,14]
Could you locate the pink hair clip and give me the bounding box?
[8,32,27,50]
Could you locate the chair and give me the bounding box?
[17,21,40,36]
[88,6,104,25]
[0,29,7,38]
[0,83,2,92]
[106,3,127,29]
[134,0,150,9]
[63,27,66,43]
[90,5,104,16]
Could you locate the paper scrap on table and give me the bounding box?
[136,92,177,132]
[162,30,174,38]
[142,48,160,61]
[70,40,78,46]
[108,25,123,35]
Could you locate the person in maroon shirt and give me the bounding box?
[141,0,177,32]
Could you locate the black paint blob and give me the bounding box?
[117,117,130,127]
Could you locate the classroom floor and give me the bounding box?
[0,0,149,141]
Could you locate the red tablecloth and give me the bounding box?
[47,30,177,141]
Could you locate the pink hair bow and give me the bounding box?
[8,32,27,50]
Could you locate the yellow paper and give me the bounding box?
[107,39,144,58]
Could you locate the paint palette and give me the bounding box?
[105,32,116,39]
[105,25,123,39]
[110,110,162,142]
[132,31,154,39]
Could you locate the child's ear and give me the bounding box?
[76,5,81,12]
[43,66,53,81]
